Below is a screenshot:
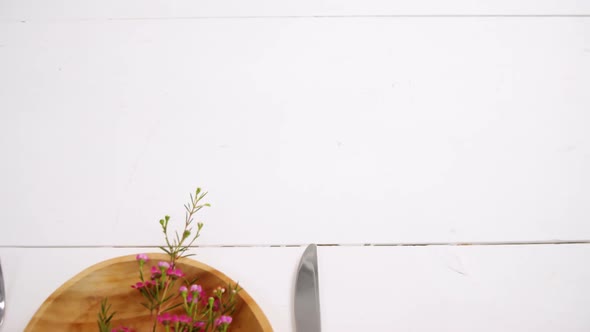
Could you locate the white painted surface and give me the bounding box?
[1,1,589,331]
[0,0,589,19]
[1,245,589,331]
[321,245,590,331]
[1,18,589,245]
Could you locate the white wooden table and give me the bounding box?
[1,0,589,330]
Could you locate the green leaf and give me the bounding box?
[163,302,184,312]
[163,294,175,302]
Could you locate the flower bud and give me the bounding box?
[179,285,188,297]
[136,253,149,264]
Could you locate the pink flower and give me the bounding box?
[179,285,188,294]
[194,296,200,304]
[199,290,208,305]
[166,267,185,279]
[178,314,192,324]
[170,315,180,323]
[214,315,232,326]
[190,284,202,293]
[136,253,149,263]
[151,265,162,278]
[187,288,206,304]
[131,282,144,289]
[112,328,135,332]
[213,298,220,311]
[157,312,173,325]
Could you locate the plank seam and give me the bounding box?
[2,14,590,23]
[2,240,590,249]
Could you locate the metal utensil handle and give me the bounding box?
[0,258,5,326]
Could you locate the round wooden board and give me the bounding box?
[25,253,273,331]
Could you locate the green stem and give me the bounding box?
[139,261,145,281]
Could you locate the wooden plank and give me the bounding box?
[319,244,590,331]
[0,0,589,19]
[1,245,590,331]
[0,19,589,245]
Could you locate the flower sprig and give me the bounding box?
[97,188,240,332]
[133,254,240,332]
[97,298,116,332]
[160,188,210,267]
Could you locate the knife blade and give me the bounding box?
[294,244,321,332]
[0,258,5,327]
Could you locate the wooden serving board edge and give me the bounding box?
[24,253,273,331]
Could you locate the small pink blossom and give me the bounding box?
[111,327,135,332]
[158,261,171,269]
[150,265,162,278]
[131,280,156,289]
[214,315,232,327]
[187,288,206,304]
[170,315,180,323]
[194,295,202,304]
[190,284,202,293]
[178,314,192,324]
[187,285,208,305]
[136,253,149,263]
[131,282,144,289]
[179,285,188,294]
[213,298,220,311]
[166,267,185,279]
[157,312,173,325]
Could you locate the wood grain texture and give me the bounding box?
[24,253,273,332]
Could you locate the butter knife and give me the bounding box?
[0,258,5,327]
[294,244,321,332]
